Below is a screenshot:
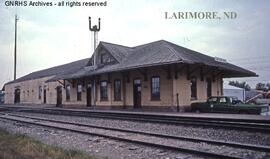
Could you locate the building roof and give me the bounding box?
[5,58,89,85]
[49,40,256,81]
[5,40,257,85]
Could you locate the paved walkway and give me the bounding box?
[1,104,269,121]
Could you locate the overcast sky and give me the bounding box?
[0,0,269,89]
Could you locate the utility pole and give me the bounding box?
[89,17,101,108]
[89,17,100,67]
[14,14,18,80]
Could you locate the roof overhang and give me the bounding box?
[46,60,257,83]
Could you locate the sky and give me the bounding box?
[0,0,269,89]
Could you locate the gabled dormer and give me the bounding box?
[98,47,116,66]
[86,42,118,68]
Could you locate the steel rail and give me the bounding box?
[2,106,270,132]
[0,113,244,159]
[24,109,270,133]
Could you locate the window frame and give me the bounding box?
[114,79,121,101]
[100,80,108,101]
[77,83,82,101]
[219,97,227,103]
[206,78,212,98]
[100,53,111,64]
[66,85,71,101]
[151,76,160,101]
[38,86,42,99]
[190,76,197,100]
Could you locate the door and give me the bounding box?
[206,97,218,112]
[56,86,62,107]
[133,79,141,108]
[14,88,20,103]
[214,97,229,112]
[86,84,92,107]
[43,89,47,104]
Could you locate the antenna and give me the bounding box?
[89,17,100,50]
[14,14,19,80]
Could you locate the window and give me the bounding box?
[38,86,42,99]
[114,80,121,101]
[77,84,82,101]
[191,76,197,100]
[219,97,227,103]
[101,53,111,64]
[151,76,160,100]
[206,78,212,98]
[100,81,108,100]
[220,79,223,96]
[208,97,218,103]
[66,85,71,101]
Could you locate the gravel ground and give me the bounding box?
[2,114,269,159]
[0,118,206,159]
[12,112,270,146]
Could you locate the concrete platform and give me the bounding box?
[1,104,270,121]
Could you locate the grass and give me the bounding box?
[0,129,94,159]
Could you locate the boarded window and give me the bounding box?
[77,84,82,101]
[66,85,71,101]
[151,76,160,100]
[191,77,197,100]
[114,80,121,101]
[100,81,108,100]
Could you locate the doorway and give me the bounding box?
[14,88,20,103]
[86,84,92,107]
[133,79,141,108]
[43,89,47,104]
[56,86,62,107]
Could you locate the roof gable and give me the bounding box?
[100,42,133,62]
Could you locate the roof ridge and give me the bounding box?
[100,41,132,49]
[165,40,215,59]
[6,58,89,85]
[161,40,182,61]
[30,58,89,74]
[133,39,165,49]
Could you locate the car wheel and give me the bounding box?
[195,109,201,113]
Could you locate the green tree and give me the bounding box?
[266,83,270,90]
[256,82,270,91]
[228,81,251,91]
[256,82,267,91]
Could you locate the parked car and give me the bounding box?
[191,96,269,115]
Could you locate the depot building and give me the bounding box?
[3,40,256,111]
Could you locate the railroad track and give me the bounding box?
[15,108,270,133]
[0,112,269,159]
